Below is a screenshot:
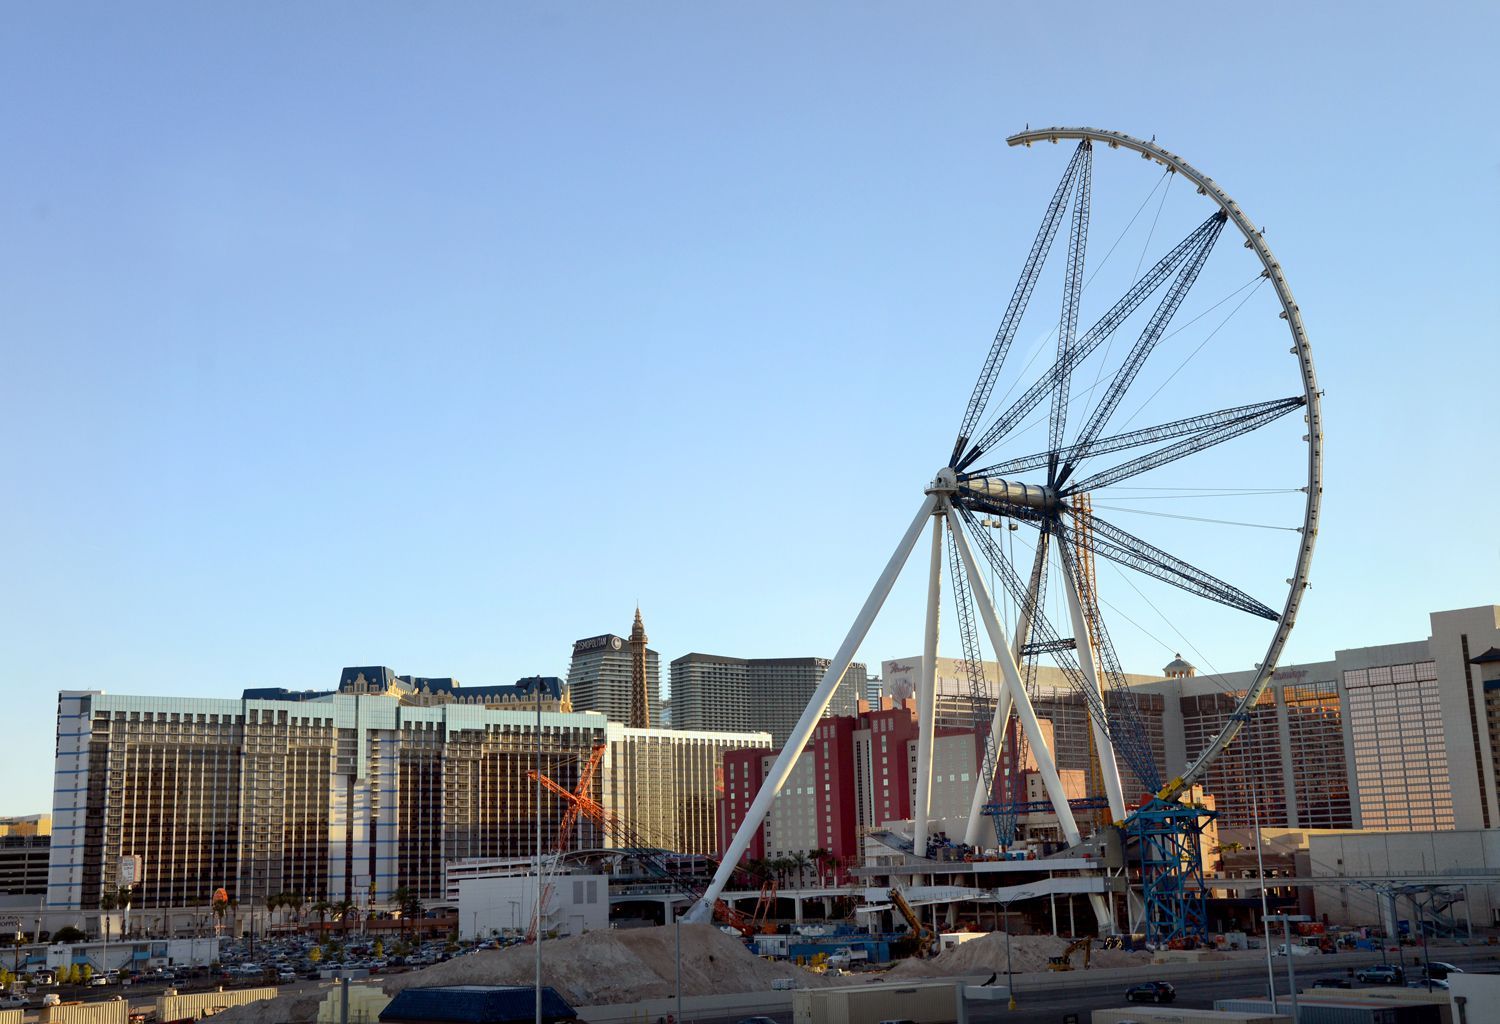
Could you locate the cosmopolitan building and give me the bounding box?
[44,667,767,921]
[568,630,662,726]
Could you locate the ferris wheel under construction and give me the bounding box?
[683,126,1324,943]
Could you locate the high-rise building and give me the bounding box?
[669,655,868,746]
[42,665,767,927]
[568,631,662,726]
[719,702,1007,870]
[0,835,50,896]
[45,670,608,917]
[602,722,770,855]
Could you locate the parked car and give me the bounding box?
[0,995,30,1010]
[1356,964,1405,985]
[1126,981,1176,1003]
[1318,977,1353,988]
[1425,961,1462,979]
[1411,978,1451,990]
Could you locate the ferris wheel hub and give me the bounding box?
[925,467,960,495]
[960,474,1059,512]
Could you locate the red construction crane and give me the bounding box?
[526,761,767,938]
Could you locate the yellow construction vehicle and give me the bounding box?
[888,887,937,958]
[1046,937,1092,971]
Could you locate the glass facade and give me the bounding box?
[1284,682,1353,828]
[1345,661,1453,830]
[1182,689,1285,828]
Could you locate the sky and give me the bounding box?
[2,2,1497,816]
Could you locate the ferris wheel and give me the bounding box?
[687,127,1323,936]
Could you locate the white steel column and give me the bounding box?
[912,514,944,859]
[1062,573,1127,821]
[946,510,1117,932]
[962,683,1012,846]
[963,535,1045,846]
[684,493,940,923]
[962,538,1042,847]
[945,508,1082,844]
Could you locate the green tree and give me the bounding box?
[79,965,92,984]
[308,946,322,964]
[53,926,87,944]
[372,939,383,958]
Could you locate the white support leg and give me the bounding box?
[1062,572,1127,822]
[963,537,1044,847]
[912,515,944,860]
[945,508,1082,843]
[945,509,1115,932]
[685,493,940,923]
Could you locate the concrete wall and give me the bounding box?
[1309,831,1500,928]
[157,987,278,1022]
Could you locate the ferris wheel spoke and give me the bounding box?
[956,211,1227,471]
[1055,213,1227,489]
[1053,522,1162,794]
[1077,510,1278,620]
[1062,396,1305,494]
[951,141,1089,466]
[967,397,1304,479]
[958,508,1139,785]
[1046,142,1091,482]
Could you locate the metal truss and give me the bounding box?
[956,210,1228,471]
[1070,509,1279,620]
[968,396,1305,480]
[946,517,1004,846]
[957,507,1160,793]
[1047,141,1091,481]
[1063,396,1305,495]
[1053,518,1161,794]
[951,141,1088,466]
[1056,212,1226,488]
[1133,797,1216,944]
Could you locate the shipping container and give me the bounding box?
[1217,997,1440,1024]
[1093,1008,1290,1024]
[1305,989,1451,1024]
[793,980,961,1024]
[40,999,130,1024]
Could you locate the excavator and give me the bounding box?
[1046,937,1092,971]
[889,887,938,959]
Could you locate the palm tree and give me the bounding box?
[790,852,812,888]
[334,900,356,936]
[390,887,412,938]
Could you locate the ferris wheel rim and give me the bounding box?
[1003,126,1324,801]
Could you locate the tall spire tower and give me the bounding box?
[628,606,651,729]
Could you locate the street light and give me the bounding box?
[994,889,1036,1011]
[1266,914,1310,1023]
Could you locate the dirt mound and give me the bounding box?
[887,932,1148,979]
[382,926,838,1005]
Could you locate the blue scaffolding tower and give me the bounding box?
[1132,797,1217,945]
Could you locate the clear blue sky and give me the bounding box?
[2,2,1496,815]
